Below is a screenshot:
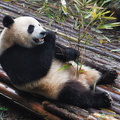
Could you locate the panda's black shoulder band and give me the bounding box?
[3,15,14,28]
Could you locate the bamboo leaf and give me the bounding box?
[79,70,84,73]
[91,28,103,33]
[98,23,120,29]
[102,16,117,20]
[58,63,72,71]
[61,0,67,15]
[103,35,111,42]
[0,107,8,111]
[111,49,120,52]
[90,11,97,18]
[3,0,11,2]
[100,39,104,44]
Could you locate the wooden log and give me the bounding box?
[92,113,119,120]
[54,102,99,120]
[88,108,120,119]
[54,102,89,118]
[111,106,120,115]
[0,81,62,120]
[96,86,120,101]
[43,101,84,120]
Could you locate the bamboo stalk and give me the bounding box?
[111,106,120,115]
[77,44,120,61]
[55,102,89,117]
[88,108,120,119]
[43,101,84,120]
[92,113,119,120]
[0,81,62,120]
[81,57,120,71]
[55,102,101,120]
[96,86,120,101]
[100,85,120,96]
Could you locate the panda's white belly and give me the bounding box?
[15,59,76,99]
[15,59,100,99]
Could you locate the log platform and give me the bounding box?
[0,0,120,120]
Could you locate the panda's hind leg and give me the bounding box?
[84,61,118,85]
[58,81,112,108]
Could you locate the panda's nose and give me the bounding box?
[40,31,46,37]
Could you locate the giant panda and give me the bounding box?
[0,15,118,108]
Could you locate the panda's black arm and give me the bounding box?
[55,43,79,62]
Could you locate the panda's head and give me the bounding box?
[2,15,46,48]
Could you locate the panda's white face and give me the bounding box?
[12,16,46,47]
[0,16,47,55]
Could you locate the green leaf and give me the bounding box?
[3,0,11,2]
[98,22,120,29]
[91,28,103,33]
[100,39,104,44]
[58,63,72,71]
[61,0,67,15]
[79,70,84,73]
[62,6,68,15]
[111,49,120,52]
[102,16,117,20]
[0,107,8,111]
[103,35,111,42]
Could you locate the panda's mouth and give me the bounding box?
[33,38,44,44]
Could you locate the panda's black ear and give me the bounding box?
[3,15,14,28]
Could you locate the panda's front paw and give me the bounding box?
[98,69,118,85]
[44,31,56,41]
[65,48,79,61]
[74,49,80,59]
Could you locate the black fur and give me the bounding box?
[3,15,14,28]
[0,31,55,85]
[58,81,111,108]
[55,43,79,62]
[97,69,118,85]
[28,25,34,34]
[0,30,79,86]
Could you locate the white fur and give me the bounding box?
[13,16,46,47]
[0,28,14,55]
[15,59,101,99]
[0,16,46,55]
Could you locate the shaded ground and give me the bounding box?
[0,0,120,120]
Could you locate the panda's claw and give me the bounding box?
[103,92,113,107]
[105,92,113,102]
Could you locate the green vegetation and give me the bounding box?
[27,0,120,74]
[28,0,120,44]
[0,107,8,120]
[0,107,8,111]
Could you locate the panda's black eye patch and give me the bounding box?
[28,25,34,34]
